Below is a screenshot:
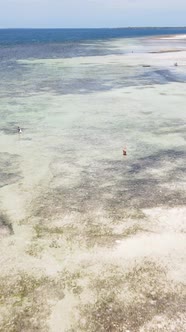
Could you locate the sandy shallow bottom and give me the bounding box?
[0,36,186,331]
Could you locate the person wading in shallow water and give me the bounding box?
[123,147,127,156]
[17,126,22,134]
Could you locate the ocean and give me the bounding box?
[1,27,186,46]
[1,28,186,97]
[0,28,186,331]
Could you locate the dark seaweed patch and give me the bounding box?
[128,150,186,175]
[0,125,28,136]
[0,213,13,235]
[140,68,186,84]
[31,147,186,222]
[0,127,18,135]
[0,152,22,188]
[72,261,186,332]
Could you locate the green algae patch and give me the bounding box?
[59,269,84,296]
[25,241,44,257]
[34,224,64,239]
[0,272,65,332]
[70,260,186,332]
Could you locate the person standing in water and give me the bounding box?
[17,126,22,134]
[123,147,127,156]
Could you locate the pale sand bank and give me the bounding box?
[158,34,186,40]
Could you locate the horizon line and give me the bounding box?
[0,26,186,30]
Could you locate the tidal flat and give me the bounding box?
[0,34,186,331]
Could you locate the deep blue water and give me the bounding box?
[1,27,186,61]
[0,27,186,46]
[0,27,186,97]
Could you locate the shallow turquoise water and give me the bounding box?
[0,35,186,225]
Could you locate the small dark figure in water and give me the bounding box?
[17,126,22,134]
[123,148,127,156]
[174,62,178,67]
